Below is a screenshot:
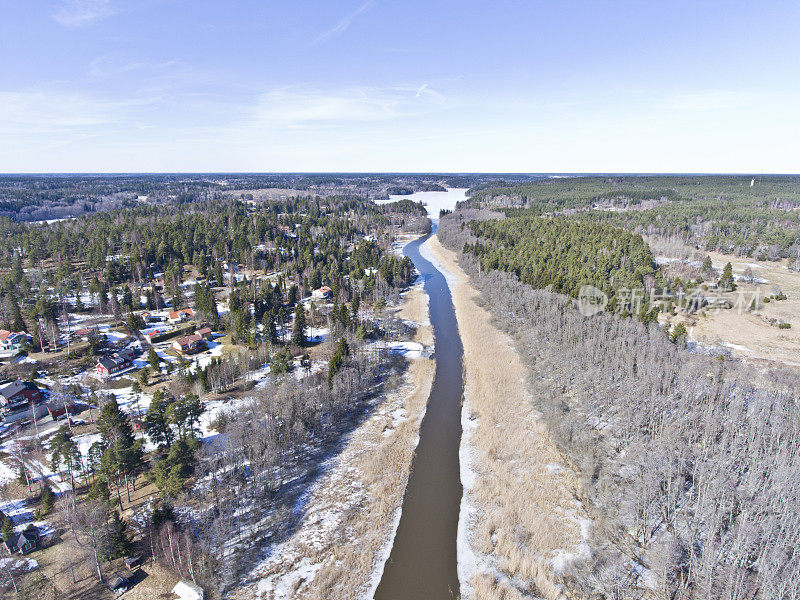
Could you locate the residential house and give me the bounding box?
[196,327,213,341]
[168,308,194,324]
[312,286,333,300]
[0,380,44,406]
[0,380,47,423]
[73,326,101,342]
[172,334,205,355]
[96,349,136,378]
[3,525,40,555]
[0,330,27,352]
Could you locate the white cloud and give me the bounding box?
[314,0,374,45]
[251,85,446,128]
[662,91,756,112]
[0,90,150,134]
[53,0,116,27]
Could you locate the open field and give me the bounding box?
[426,236,586,600]
[232,284,435,600]
[661,251,800,367]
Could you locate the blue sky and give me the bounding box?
[1,0,799,172]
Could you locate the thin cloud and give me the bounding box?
[663,91,755,112]
[314,0,374,45]
[0,90,154,134]
[53,0,116,27]
[251,85,445,129]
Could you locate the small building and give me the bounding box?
[96,350,135,378]
[312,286,333,300]
[3,525,40,555]
[172,334,205,355]
[107,569,135,593]
[168,308,194,324]
[47,400,76,419]
[196,327,213,341]
[172,579,204,600]
[74,326,102,343]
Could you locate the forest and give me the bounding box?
[439,209,800,600]
[0,183,427,598]
[464,175,800,261]
[461,215,657,313]
[0,173,545,222]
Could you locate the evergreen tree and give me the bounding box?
[105,512,133,559]
[292,305,307,346]
[1,516,14,542]
[144,390,174,449]
[148,347,160,371]
[39,480,55,515]
[718,262,737,290]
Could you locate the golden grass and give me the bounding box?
[688,250,800,367]
[234,287,435,600]
[427,236,583,600]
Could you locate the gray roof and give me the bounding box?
[0,380,38,401]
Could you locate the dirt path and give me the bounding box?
[426,236,589,600]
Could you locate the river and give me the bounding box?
[374,189,465,600]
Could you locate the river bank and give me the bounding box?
[425,235,590,600]
[233,269,435,599]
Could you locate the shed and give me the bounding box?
[107,569,134,592]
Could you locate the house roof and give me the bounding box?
[107,569,134,589]
[0,380,40,401]
[0,330,25,343]
[175,334,202,346]
[98,352,132,370]
[4,526,40,552]
[197,327,212,336]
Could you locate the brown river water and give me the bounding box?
[374,228,464,600]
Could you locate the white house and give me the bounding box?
[312,286,333,300]
[0,330,26,352]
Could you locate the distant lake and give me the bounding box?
[377,188,468,221]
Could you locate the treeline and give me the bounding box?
[464,175,800,260]
[0,195,416,340]
[439,212,800,600]
[459,214,657,312]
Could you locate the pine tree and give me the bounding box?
[148,347,160,371]
[106,512,133,559]
[718,262,737,291]
[39,480,55,515]
[292,305,307,347]
[1,516,14,541]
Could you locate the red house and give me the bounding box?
[0,380,44,406]
[172,334,205,355]
[95,349,136,378]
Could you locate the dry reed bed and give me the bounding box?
[234,286,435,600]
[427,235,587,600]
